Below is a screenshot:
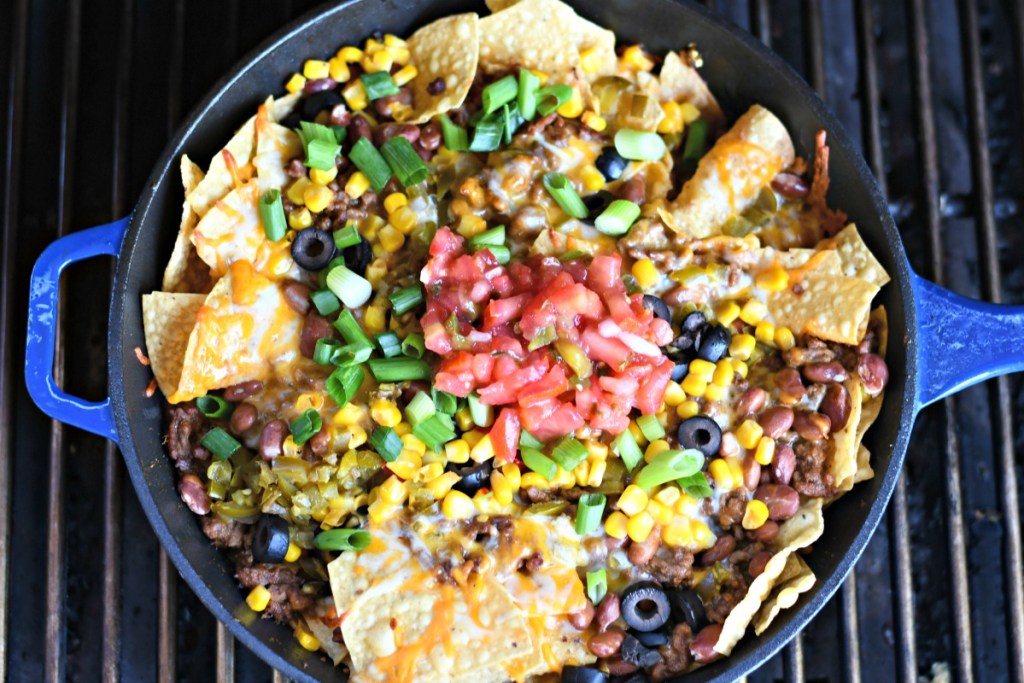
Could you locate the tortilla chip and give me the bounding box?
[752,554,816,635]
[767,271,878,345]
[854,307,888,445]
[658,51,725,130]
[328,532,424,616]
[187,116,257,218]
[830,378,863,493]
[254,100,303,191]
[141,292,206,397]
[162,156,214,293]
[831,224,890,287]
[407,14,480,124]
[269,92,301,123]
[479,0,581,78]
[305,611,348,665]
[715,499,824,655]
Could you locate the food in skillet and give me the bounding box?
[141,0,892,679]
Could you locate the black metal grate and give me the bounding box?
[2,0,1023,681]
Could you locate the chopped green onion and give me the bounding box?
[313,338,342,365]
[678,472,714,499]
[310,289,341,316]
[468,392,492,428]
[333,309,373,348]
[334,342,373,366]
[360,71,400,100]
[521,447,558,480]
[326,264,373,309]
[401,333,425,359]
[405,391,436,426]
[468,225,506,248]
[375,331,402,358]
[614,128,667,161]
[594,199,641,236]
[502,103,525,145]
[196,395,233,419]
[289,408,323,446]
[536,84,573,117]
[330,125,347,144]
[469,119,504,152]
[380,136,429,187]
[201,427,242,460]
[259,189,287,241]
[413,413,456,451]
[542,172,588,219]
[519,430,545,450]
[432,389,459,415]
[559,249,587,261]
[306,138,340,171]
[575,493,606,535]
[483,245,510,264]
[367,357,431,382]
[370,426,403,462]
[483,74,518,114]
[389,284,424,315]
[682,119,708,171]
[613,429,644,471]
[334,223,361,249]
[634,449,704,489]
[318,256,346,289]
[636,415,666,442]
[349,137,392,192]
[518,68,540,120]
[325,365,365,407]
[550,435,588,471]
[314,528,372,552]
[440,114,469,152]
[586,569,608,605]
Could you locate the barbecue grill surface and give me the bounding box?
[2,1,1022,681]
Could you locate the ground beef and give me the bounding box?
[167,403,208,474]
[705,572,749,624]
[792,439,835,498]
[520,486,587,504]
[727,540,764,567]
[543,115,605,145]
[644,547,695,587]
[517,551,544,574]
[717,490,746,529]
[651,622,693,681]
[201,515,247,549]
[235,551,314,623]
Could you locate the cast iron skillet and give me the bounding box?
[24,0,1024,680]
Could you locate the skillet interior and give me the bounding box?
[108,0,918,680]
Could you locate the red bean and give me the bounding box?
[748,519,780,542]
[775,367,806,404]
[258,420,288,461]
[772,443,796,485]
[802,361,848,384]
[309,424,331,457]
[178,474,211,514]
[595,593,620,632]
[617,175,646,204]
[329,104,351,126]
[793,410,831,441]
[736,387,768,417]
[587,627,625,657]
[375,122,419,147]
[627,530,661,566]
[820,383,852,431]
[229,402,257,435]
[300,312,333,359]
[569,601,595,631]
[303,77,336,94]
[604,656,639,675]
[758,406,795,439]
[223,380,264,402]
[754,484,801,521]
[700,535,736,566]
[749,551,774,578]
[282,281,312,315]
[742,455,762,491]
[419,121,442,150]
[690,624,724,663]
[771,172,809,199]
[348,115,372,146]
[373,87,412,118]
[858,353,889,393]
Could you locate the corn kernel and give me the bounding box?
[343,81,368,110]
[742,499,770,530]
[363,304,386,334]
[383,192,408,214]
[585,440,609,461]
[573,460,591,487]
[623,45,655,71]
[644,439,671,463]
[378,224,405,253]
[605,510,629,539]
[399,434,425,457]
[327,56,350,82]
[617,485,649,516]
[680,102,701,124]
[586,460,607,487]
[287,177,313,205]
[627,511,655,542]
[712,360,734,388]
[368,399,399,428]
[427,471,460,499]
[284,542,302,563]
[631,258,659,291]
[654,486,681,507]
[491,471,514,505]
[729,333,756,361]
[383,33,407,48]
[379,475,410,504]
[294,624,320,652]
[336,46,363,62]
[282,436,302,458]
[676,400,700,420]
[690,519,715,549]
[754,436,776,466]
[740,298,768,325]
[246,585,271,612]
[662,518,693,548]
[310,166,338,185]
[454,407,474,432]
[422,448,445,464]
[704,383,727,402]
[456,213,487,238]
[581,164,605,192]
[688,359,716,382]
[755,321,776,346]
[715,300,741,326]
[463,429,484,447]
[646,499,674,526]
[775,326,796,350]
[389,205,419,234]
[755,264,790,292]
[628,421,647,447]
[346,424,367,449]
[736,419,764,450]
[674,492,699,515]
[295,392,325,412]
[362,49,393,73]
[288,206,312,230]
[557,87,584,118]
[552,466,576,489]
[442,490,475,519]
[470,435,495,462]
[708,458,734,488]
[415,463,444,484]
[520,471,550,490]
[530,69,549,84]
[303,59,330,80]
[345,171,370,199]
[579,46,603,74]
[656,101,684,134]
[393,63,418,86]
[304,184,334,214]
[368,497,397,523]
[731,358,749,379]
[285,73,306,94]
[581,110,607,132]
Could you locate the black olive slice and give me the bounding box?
[641,295,671,323]
[620,581,671,632]
[302,90,344,121]
[595,147,628,181]
[341,238,373,276]
[680,310,707,333]
[695,323,731,363]
[677,415,722,457]
[562,665,608,683]
[631,629,670,648]
[291,228,337,271]
[620,633,662,667]
[251,515,290,564]
[449,460,493,497]
[668,588,709,632]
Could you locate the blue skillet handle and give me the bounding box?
[25,218,130,443]
[913,270,1024,408]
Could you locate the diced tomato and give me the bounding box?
[493,355,519,378]
[490,408,521,463]
[649,318,674,346]
[483,294,528,329]
[422,311,451,354]
[434,372,474,397]
[588,254,622,293]
[520,398,560,436]
[488,334,524,358]
[598,374,640,396]
[589,406,630,434]
[635,358,674,415]
[478,362,547,405]
[471,353,495,383]
[441,351,474,375]
[518,365,571,406]
[581,326,631,369]
[548,283,604,321]
[429,227,463,257]
[527,403,585,442]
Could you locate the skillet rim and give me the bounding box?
[108,0,919,680]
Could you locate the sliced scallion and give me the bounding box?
[333,309,373,348]
[586,569,608,605]
[678,472,714,499]
[318,256,346,289]
[370,426,403,462]
[594,199,641,236]
[333,223,361,249]
[334,342,373,367]
[521,447,558,481]
[468,225,506,248]
[200,427,242,461]
[542,172,588,219]
[375,331,402,358]
[313,528,371,552]
[389,284,424,315]
[360,71,400,100]
[469,118,504,152]
[483,74,518,114]
[306,138,340,171]
[440,114,469,152]
[502,103,525,145]
[468,392,492,428]
[196,395,233,419]
[575,493,606,535]
[325,365,365,407]
[682,119,708,168]
[432,389,458,416]
[519,429,545,450]
[484,245,510,264]
[326,264,373,309]
[613,428,644,471]
[405,391,436,426]
[259,189,287,241]
[380,136,429,187]
[634,448,704,489]
[367,357,431,382]
[636,414,666,442]
[313,338,342,365]
[310,289,341,316]
[517,68,541,120]
[614,128,667,161]
[536,84,573,117]
[413,413,456,451]
[349,137,392,192]
[550,435,588,471]
[289,408,323,446]
[401,333,425,359]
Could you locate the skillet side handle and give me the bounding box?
[913,271,1024,408]
[25,218,130,443]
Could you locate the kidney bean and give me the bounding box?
[858,353,889,393]
[375,122,420,147]
[802,361,848,384]
[793,410,831,441]
[309,425,331,457]
[754,484,801,521]
[736,386,768,417]
[690,624,724,664]
[303,77,336,94]
[605,535,628,553]
[569,600,595,631]
[300,312,333,358]
[229,402,257,435]
[700,535,736,566]
[774,367,806,404]
[595,593,621,632]
[747,519,780,542]
[348,115,372,146]
[772,443,796,485]
[178,474,211,515]
[258,419,288,461]
[758,406,795,439]
[820,383,852,431]
[373,87,413,117]
[617,175,646,204]
[282,281,312,315]
[604,656,639,676]
[419,120,442,150]
[223,380,264,402]
[328,104,351,126]
[748,551,774,578]
[742,455,762,491]
[627,530,662,566]
[588,627,625,657]
[771,172,809,199]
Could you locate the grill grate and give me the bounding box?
[3,0,1023,681]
